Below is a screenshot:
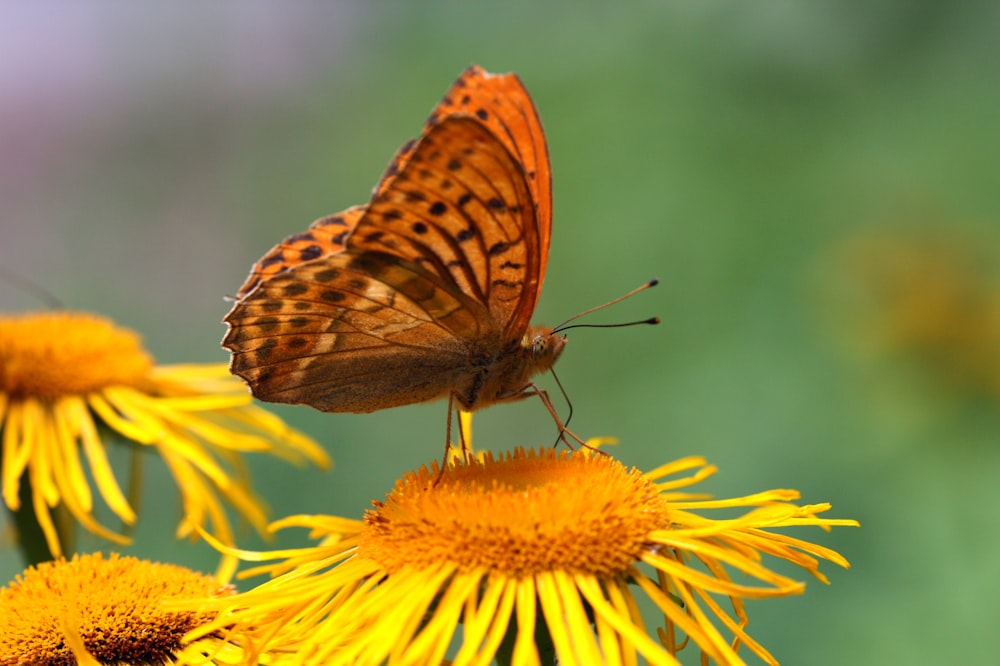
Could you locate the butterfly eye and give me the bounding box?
[532,335,548,355]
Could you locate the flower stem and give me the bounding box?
[9,476,55,566]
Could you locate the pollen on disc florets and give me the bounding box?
[360,447,672,578]
[0,312,154,399]
[0,552,230,666]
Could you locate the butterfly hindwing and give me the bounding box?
[224,251,487,412]
[234,206,365,299]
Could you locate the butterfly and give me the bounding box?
[223,65,652,446]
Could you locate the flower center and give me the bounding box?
[360,447,672,577]
[0,312,154,399]
[0,553,229,665]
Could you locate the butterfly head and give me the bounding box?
[524,325,567,374]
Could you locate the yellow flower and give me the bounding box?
[187,447,857,665]
[0,552,250,665]
[0,311,330,571]
[829,230,1000,398]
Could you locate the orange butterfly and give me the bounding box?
[223,65,651,446]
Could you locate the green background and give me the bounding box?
[3,2,999,663]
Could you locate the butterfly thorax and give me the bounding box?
[456,325,566,410]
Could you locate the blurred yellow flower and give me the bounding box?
[831,230,1000,398]
[187,447,857,665]
[0,552,251,666]
[0,311,330,571]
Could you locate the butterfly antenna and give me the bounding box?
[552,278,659,333]
[0,266,63,309]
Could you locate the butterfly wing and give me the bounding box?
[224,248,484,412]
[223,113,543,412]
[378,65,552,321]
[427,65,553,326]
[233,66,552,316]
[350,115,542,340]
[234,207,365,299]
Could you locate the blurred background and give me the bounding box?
[2,2,999,663]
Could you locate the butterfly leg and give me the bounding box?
[519,383,590,449]
[438,395,475,482]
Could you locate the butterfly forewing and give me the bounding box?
[377,66,552,260]
[351,116,541,338]
[425,66,552,284]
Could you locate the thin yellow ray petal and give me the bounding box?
[536,572,579,666]
[150,394,254,411]
[669,489,802,511]
[691,584,778,665]
[668,571,745,665]
[321,566,455,666]
[472,578,519,666]
[2,400,34,509]
[35,403,130,542]
[402,568,483,665]
[153,362,233,381]
[67,395,135,523]
[154,429,239,488]
[645,538,803,592]
[644,550,803,599]
[576,575,678,666]
[50,397,93,512]
[513,576,541,666]
[603,579,645,666]
[269,513,364,535]
[744,528,855,568]
[87,392,159,443]
[628,569,731,664]
[452,574,514,666]
[592,611,624,666]
[38,417,131,545]
[30,408,61,506]
[110,387,271,452]
[27,463,61,557]
[552,570,604,666]
[586,579,625,666]
[224,406,330,467]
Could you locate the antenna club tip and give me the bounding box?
[648,317,661,325]
[648,278,659,287]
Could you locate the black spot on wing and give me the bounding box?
[300,245,324,261]
[488,241,511,256]
[313,269,339,283]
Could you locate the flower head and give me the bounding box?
[0,552,246,666]
[829,229,1000,398]
[188,447,857,665]
[0,311,330,570]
